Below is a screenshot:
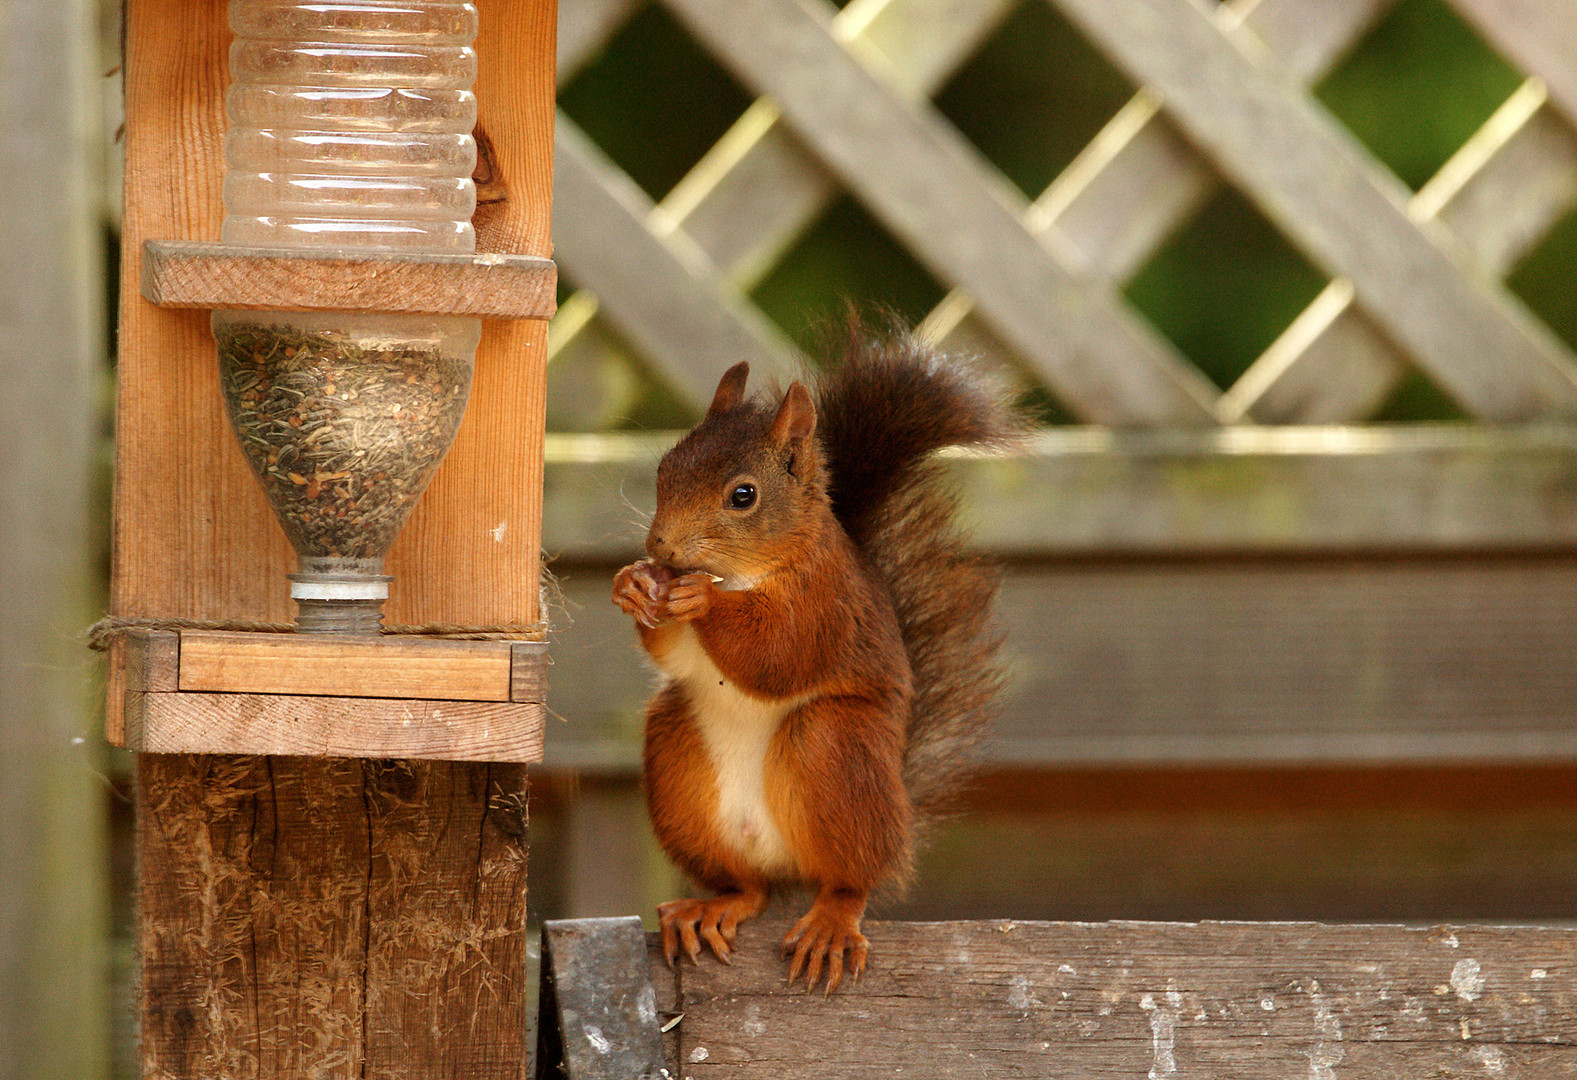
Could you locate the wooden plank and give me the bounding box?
[1448,0,1577,129]
[652,919,1577,1078]
[1052,0,1577,421]
[393,0,557,631]
[552,117,804,411]
[125,691,545,762]
[175,629,515,701]
[138,756,533,1078]
[142,241,558,320]
[661,0,1223,426]
[542,551,1577,771]
[1225,79,1577,422]
[542,427,1577,561]
[124,630,180,694]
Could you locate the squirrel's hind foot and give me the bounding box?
[657,888,767,967]
[782,888,869,994]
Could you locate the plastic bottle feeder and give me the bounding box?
[214,0,482,633]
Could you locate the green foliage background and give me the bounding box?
[557,0,1577,428]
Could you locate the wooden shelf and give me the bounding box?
[141,240,558,320]
[111,629,546,762]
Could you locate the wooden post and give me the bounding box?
[0,0,109,1076]
[114,0,557,1072]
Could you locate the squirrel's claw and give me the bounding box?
[782,894,868,994]
[657,891,765,969]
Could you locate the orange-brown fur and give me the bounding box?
[613,325,1023,991]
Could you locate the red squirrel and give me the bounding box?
[612,325,1023,991]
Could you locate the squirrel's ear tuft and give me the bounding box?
[706,361,750,418]
[769,381,817,449]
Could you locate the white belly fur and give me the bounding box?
[658,624,800,875]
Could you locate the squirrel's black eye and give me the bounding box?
[728,482,757,510]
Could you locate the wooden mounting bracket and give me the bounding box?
[111,629,547,763]
[141,239,558,320]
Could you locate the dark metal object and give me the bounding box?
[536,917,669,1080]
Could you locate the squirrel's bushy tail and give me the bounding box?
[812,321,1029,820]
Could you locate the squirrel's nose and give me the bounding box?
[647,533,675,564]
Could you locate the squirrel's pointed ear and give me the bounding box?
[769,381,817,448]
[706,362,750,418]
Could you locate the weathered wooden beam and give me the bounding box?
[634,919,1577,1078]
[139,757,533,1077]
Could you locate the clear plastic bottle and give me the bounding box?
[213,0,482,633]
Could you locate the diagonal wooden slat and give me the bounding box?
[660,0,1222,425]
[1225,79,1577,422]
[925,0,1394,373]
[1053,0,1577,421]
[549,0,1018,419]
[1448,0,1577,130]
[552,117,803,410]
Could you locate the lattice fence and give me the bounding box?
[547,0,1577,429]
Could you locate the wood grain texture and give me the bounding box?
[1052,0,1577,421]
[142,241,558,320]
[660,0,1222,425]
[644,919,1577,1078]
[138,756,533,1077]
[176,630,516,701]
[125,691,545,762]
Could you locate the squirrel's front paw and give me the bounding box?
[663,572,718,621]
[612,560,674,628]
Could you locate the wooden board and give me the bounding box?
[177,630,517,701]
[631,919,1577,1078]
[142,241,558,320]
[125,691,544,762]
[542,552,1577,770]
[138,756,533,1078]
